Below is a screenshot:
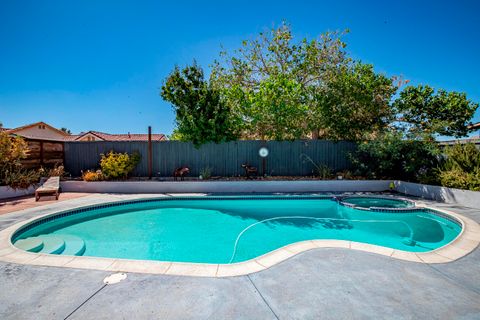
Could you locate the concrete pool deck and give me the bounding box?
[0,193,479,319]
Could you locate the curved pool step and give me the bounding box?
[37,235,66,254]
[14,237,44,253]
[57,235,86,256]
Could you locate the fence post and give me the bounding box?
[148,126,152,180]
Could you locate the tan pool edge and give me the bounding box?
[0,199,479,277]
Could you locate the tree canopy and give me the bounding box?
[161,63,240,147]
[393,85,479,138]
[160,23,478,145]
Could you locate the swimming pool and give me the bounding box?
[11,196,462,264]
[339,196,415,209]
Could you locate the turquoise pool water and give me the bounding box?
[341,197,415,209]
[13,197,461,263]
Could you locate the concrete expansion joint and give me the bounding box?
[247,274,280,320]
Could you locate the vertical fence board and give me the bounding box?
[64,140,357,177]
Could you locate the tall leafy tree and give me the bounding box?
[211,22,348,140]
[393,85,479,137]
[161,63,240,147]
[211,23,398,140]
[316,62,398,140]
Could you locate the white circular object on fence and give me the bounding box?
[259,147,269,158]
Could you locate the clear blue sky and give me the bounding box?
[1,0,479,135]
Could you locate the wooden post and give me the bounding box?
[148,126,152,180]
[40,141,44,166]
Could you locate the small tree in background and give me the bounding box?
[161,62,240,147]
[60,127,72,134]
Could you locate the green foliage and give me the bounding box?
[393,85,479,137]
[168,128,185,141]
[100,151,141,179]
[2,168,41,189]
[161,62,240,147]
[300,154,333,179]
[212,22,351,140]
[247,74,307,139]
[316,62,397,140]
[438,143,480,191]
[161,22,478,144]
[0,132,28,170]
[350,132,440,181]
[0,132,41,189]
[199,167,212,180]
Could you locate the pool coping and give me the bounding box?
[0,194,479,277]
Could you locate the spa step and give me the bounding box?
[57,235,86,256]
[15,237,44,253]
[37,235,66,254]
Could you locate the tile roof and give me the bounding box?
[1,122,167,141]
[6,121,68,136]
[72,131,167,141]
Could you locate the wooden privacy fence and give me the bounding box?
[64,140,357,177]
[21,139,64,169]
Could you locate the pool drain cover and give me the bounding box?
[103,273,127,285]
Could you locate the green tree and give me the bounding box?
[393,85,479,137]
[161,63,240,147]
[212,23,398,141]
[211,22,349,139]
[60,127,72,134]
[315,62,397,140]
[168,128,184,141]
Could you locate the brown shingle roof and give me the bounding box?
[72,131,167,141]
[6,121,68,136]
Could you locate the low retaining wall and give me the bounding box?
[5,180,479,208]
[0,186,36,200]
[394,181,480,208]
[60,180,392,194]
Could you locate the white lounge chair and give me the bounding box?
[35,176,60,201]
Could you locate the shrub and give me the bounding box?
[300,154,333,179]
[39,164,66,178]
[100,151,141,179]
[0,132,42,189]
[82,170,104,182]
[3,168,41,189]
[350,132,440,182]
[199,167,212,180]
[438,143,480,191]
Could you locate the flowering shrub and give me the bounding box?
[99,151,140,179]
[82,170,104,182]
